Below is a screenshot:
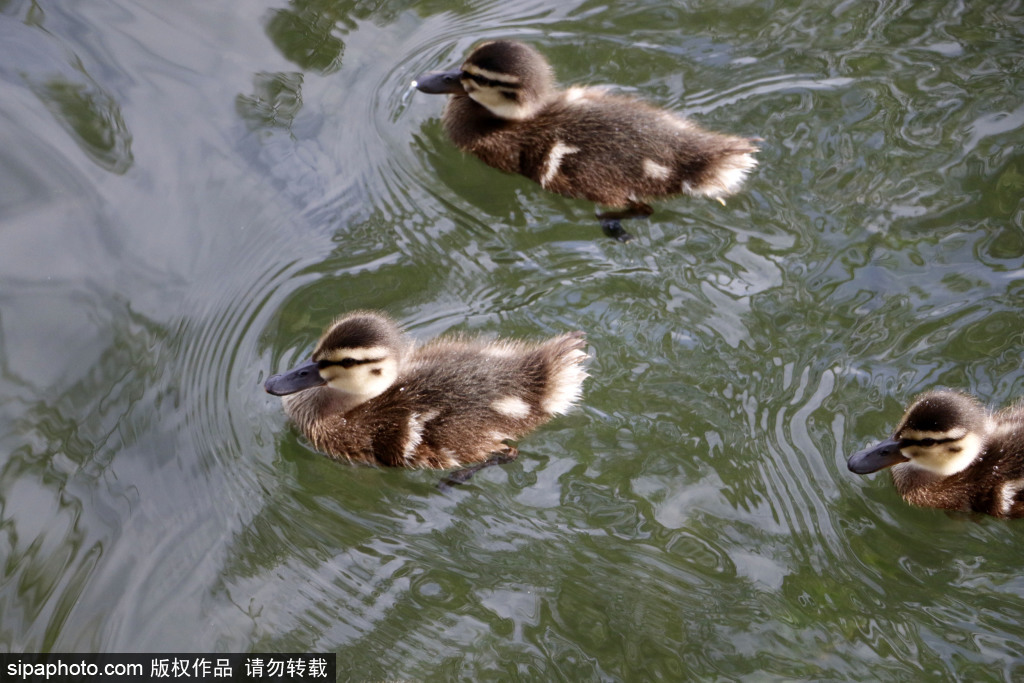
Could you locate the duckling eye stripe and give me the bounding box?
[902,428,967,442]
[463,71,521,89]
[462,65,521,85]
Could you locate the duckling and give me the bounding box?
[847,389,1024,518]
[414,40,759,241]
[264,311,588,483]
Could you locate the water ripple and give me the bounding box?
[3,0,1024,676]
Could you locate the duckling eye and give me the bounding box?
[918,438,937,447]
[339,358,358,369]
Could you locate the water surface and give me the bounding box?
[2,0,1024,679]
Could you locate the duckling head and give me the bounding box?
[264,311,406,407]
[848,390,989,477]
[415,40,555,121]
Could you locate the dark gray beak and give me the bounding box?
[414,69,466,95]
[847,438,907,474]
[264,359,325,396]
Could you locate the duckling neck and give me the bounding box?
[444,95,513,136]
[282,387,365,431]
[442,96,531,175]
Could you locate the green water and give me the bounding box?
[2,0,1023,679]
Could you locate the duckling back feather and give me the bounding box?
[443,89,757,206]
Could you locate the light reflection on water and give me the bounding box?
[1,0,1023,678]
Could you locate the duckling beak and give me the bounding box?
[264,360,326,396]
[413,69,466,95]
[847,438,908,474]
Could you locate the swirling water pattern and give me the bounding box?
[1,0,1023,678]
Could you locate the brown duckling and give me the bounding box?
[414,40,759,241]
[264,311,588,483]
[848,389,1024,518]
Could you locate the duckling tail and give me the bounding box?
[699,140,759,201]
[539,331,588,416]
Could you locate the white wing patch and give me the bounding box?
[564,87,586,103]
[438,447,460,469]
[661,112,693,130]
[999,479,1024,516]
[541,141,579,188]
[491,396,531,419]
[564,86,596,105]
[403,410,439,462]
[643,158,672,181]
[403,412,427,462]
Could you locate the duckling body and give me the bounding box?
[415,40,758,239]
[848,390,1024,518]
[264,311,588,472]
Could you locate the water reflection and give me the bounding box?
[0,0,1023,677]
[2,15,132,174]
[236,72,304,132]
[265,5,345,75]
[29,76,133,174]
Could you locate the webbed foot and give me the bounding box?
[596,203,653,242]
[599,218,634,242]
[438,447,519,490]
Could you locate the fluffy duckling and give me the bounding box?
[848,389,1024,518]
[415,40,759,241]
[264,311,588,482]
